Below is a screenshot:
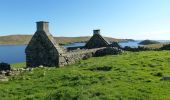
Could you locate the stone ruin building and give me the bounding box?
[25,21,122,67]
[25,21,64,67]
[85,30,110,49]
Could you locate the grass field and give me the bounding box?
[1,51,170,99]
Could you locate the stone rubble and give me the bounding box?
[0,67,36,82]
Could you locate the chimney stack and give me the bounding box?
[36,21,49,32]
[93,29,100,35]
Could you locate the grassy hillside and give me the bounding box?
[1,51,170,99]
[0,35,31,45]
[0,35,132,45]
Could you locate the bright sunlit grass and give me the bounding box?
[1,51,170,99]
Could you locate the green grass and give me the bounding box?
[1,51,170,99]
[11,62,26,68]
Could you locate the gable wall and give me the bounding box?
[85,34,109,49]
[26,31,59,67]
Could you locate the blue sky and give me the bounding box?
[0,0,170,40]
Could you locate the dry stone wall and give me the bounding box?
[59,47,122,66]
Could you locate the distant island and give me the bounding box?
[139,40,160,45]
[0,35,134,45]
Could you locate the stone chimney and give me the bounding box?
[36,21,49,32]
[93,29,100,35]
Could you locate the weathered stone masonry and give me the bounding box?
[85,30,110,49]
[59,47,122,66]
[59,48,105,66]
[25,21,122,67]
[25,21,64,67]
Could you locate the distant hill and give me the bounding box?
[139,40,160,45]
[0,35,133,45]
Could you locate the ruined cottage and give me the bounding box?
[25,21,122,67]
[85,30,110,49]
[25,21,64,67]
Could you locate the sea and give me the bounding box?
[0,40,170,64]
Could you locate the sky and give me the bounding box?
[0,0,170,40]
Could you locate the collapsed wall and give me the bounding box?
[59,47,122,66]
[59,48,101,66]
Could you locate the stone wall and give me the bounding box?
[59,47,122,66]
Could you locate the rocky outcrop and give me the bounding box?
[0,62,11,71]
